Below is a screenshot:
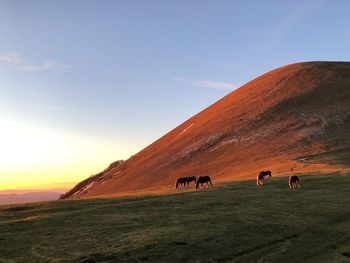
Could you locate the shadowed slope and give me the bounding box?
[64,62,350,199]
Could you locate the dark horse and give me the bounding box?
[256,170,272,186]
[175,176,197,188]
[196,176,212,189]
[289,175,300,188]
[187,176,197,186]
[176,177,189,188]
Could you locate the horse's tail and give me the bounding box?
[176,180,179,188]
[208,178,213,186]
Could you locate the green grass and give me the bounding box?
[1,174,350,263]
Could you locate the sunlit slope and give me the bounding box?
[65,62,350,199]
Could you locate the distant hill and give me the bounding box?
[0,190,66,205]
[62,62,350,199]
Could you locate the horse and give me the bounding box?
[256,170,272,186]
[187,176,197,186]
[176,177,189,188]
[196,176,212,189]
[261,171,272,179]
[289,175,300,188]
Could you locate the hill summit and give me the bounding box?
[62,62,350,199]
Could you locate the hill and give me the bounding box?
[63,62,350,199]
[2,173,350,262]
[0,189,66,205]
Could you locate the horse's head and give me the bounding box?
[176,177,183,188]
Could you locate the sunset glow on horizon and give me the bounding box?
[0,117,136,190]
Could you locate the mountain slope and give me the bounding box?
[63,62,350,199]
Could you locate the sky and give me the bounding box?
[1,0,350,190]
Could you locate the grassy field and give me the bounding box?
[1,173,350,263]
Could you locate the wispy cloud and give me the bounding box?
[245,1,324,41]
[170,76,236,90]
[21,61,70,72]
[274,1,324,37]
[224,64,242,70]
[0,53,23,65]
[0,52,70,72]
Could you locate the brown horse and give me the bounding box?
[176,177,189,188]
[196,176,212,189]
[256,171,272,186]
[289,175,300,188]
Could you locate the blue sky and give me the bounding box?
[1,0,350,189]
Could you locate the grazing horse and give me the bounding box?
[289,175,300,188]
[256,171,272,186]
[196,176,212,189]
[261,171,272,179]
[187,176,197,186]
[176,177,188,188]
